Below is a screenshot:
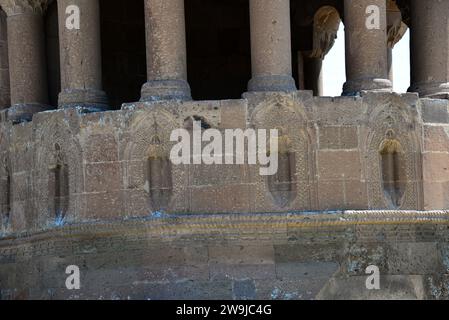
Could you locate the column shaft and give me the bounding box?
[248,0,296,92]
[409,0,449,99]
[0,9,9,110]
[6,10,49,121]
[141,0,191,101]
[343,0,392,95]
[58,0,108,110]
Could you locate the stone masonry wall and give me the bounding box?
[1,211,449,300]
[1,91,447,235]
[1,91,449,299]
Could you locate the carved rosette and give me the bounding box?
[0,0,51,16]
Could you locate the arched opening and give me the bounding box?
[291,1,344,96]
[48,144,69,221]
[44,1,60,108]
[267,133,297,208]
[185,0,251,100]
[100,0,146,109]
[146,135,173,212]
[387,0,410,93]
[379,133,406,208]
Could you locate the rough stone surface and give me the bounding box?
[0,0,449,300]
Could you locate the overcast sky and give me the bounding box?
[323,23,411,96]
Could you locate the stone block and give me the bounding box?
[423,126,449,152]
[387,242,443,275]
[317,150,361,180]
[421,99,449,124]
[208,245,275,265]
[220,99,247,129]
[85,162,121,193]
[423,153,449,182]
[85,134,118,163]
[319,126,358,150]
[275,262,339,280]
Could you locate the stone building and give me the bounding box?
[1,0,449,300]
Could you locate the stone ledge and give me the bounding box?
[1,210,449,246]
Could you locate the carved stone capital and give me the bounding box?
[310,6,341,60]
[0,0,52,16]
[387,0,408,48]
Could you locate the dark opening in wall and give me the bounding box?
[5,172,9,222]
[45,1,60,108]
[146,135,173,212]
[49,144,69,221]
[379,137,406,208]
[1,162,10,225]
[267,134,297,208]
[185,0,251,100]
[100,0,146,109]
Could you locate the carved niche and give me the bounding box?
[365,104,422,210]
[125,110,186,215]
[33,116,83,227]
[251,95,317,212]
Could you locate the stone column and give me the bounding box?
[298,52,323,96]
[409,0,449,99]
[0,0,50,122]
[0,9,9,110]
[343,0,392,95]
[57,0,108,110]
[387,47,393,83]
[248,0,296,92]
[141,0,191,101]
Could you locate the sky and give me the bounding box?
[322,23,411,96]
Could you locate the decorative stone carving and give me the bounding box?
[250,94,317,211]
[387,0,407,49]
[124,109,187,215]
[310,6,341,60]
[33,114,83,228]
[364,102,422,210]
[0,0,50,16]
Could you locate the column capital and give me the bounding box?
[310,6,341,60]
[0,0,52,16]
[387,0,407,49]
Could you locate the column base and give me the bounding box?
[140,79,192,102]
[343,78,392,96]
[58,89,109,112]
[7,103,51,124]
[248,75,297,92]
[408,82,449,99]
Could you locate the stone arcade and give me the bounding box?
[1,0,449,300]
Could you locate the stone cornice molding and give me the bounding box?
[0,0,51,16]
